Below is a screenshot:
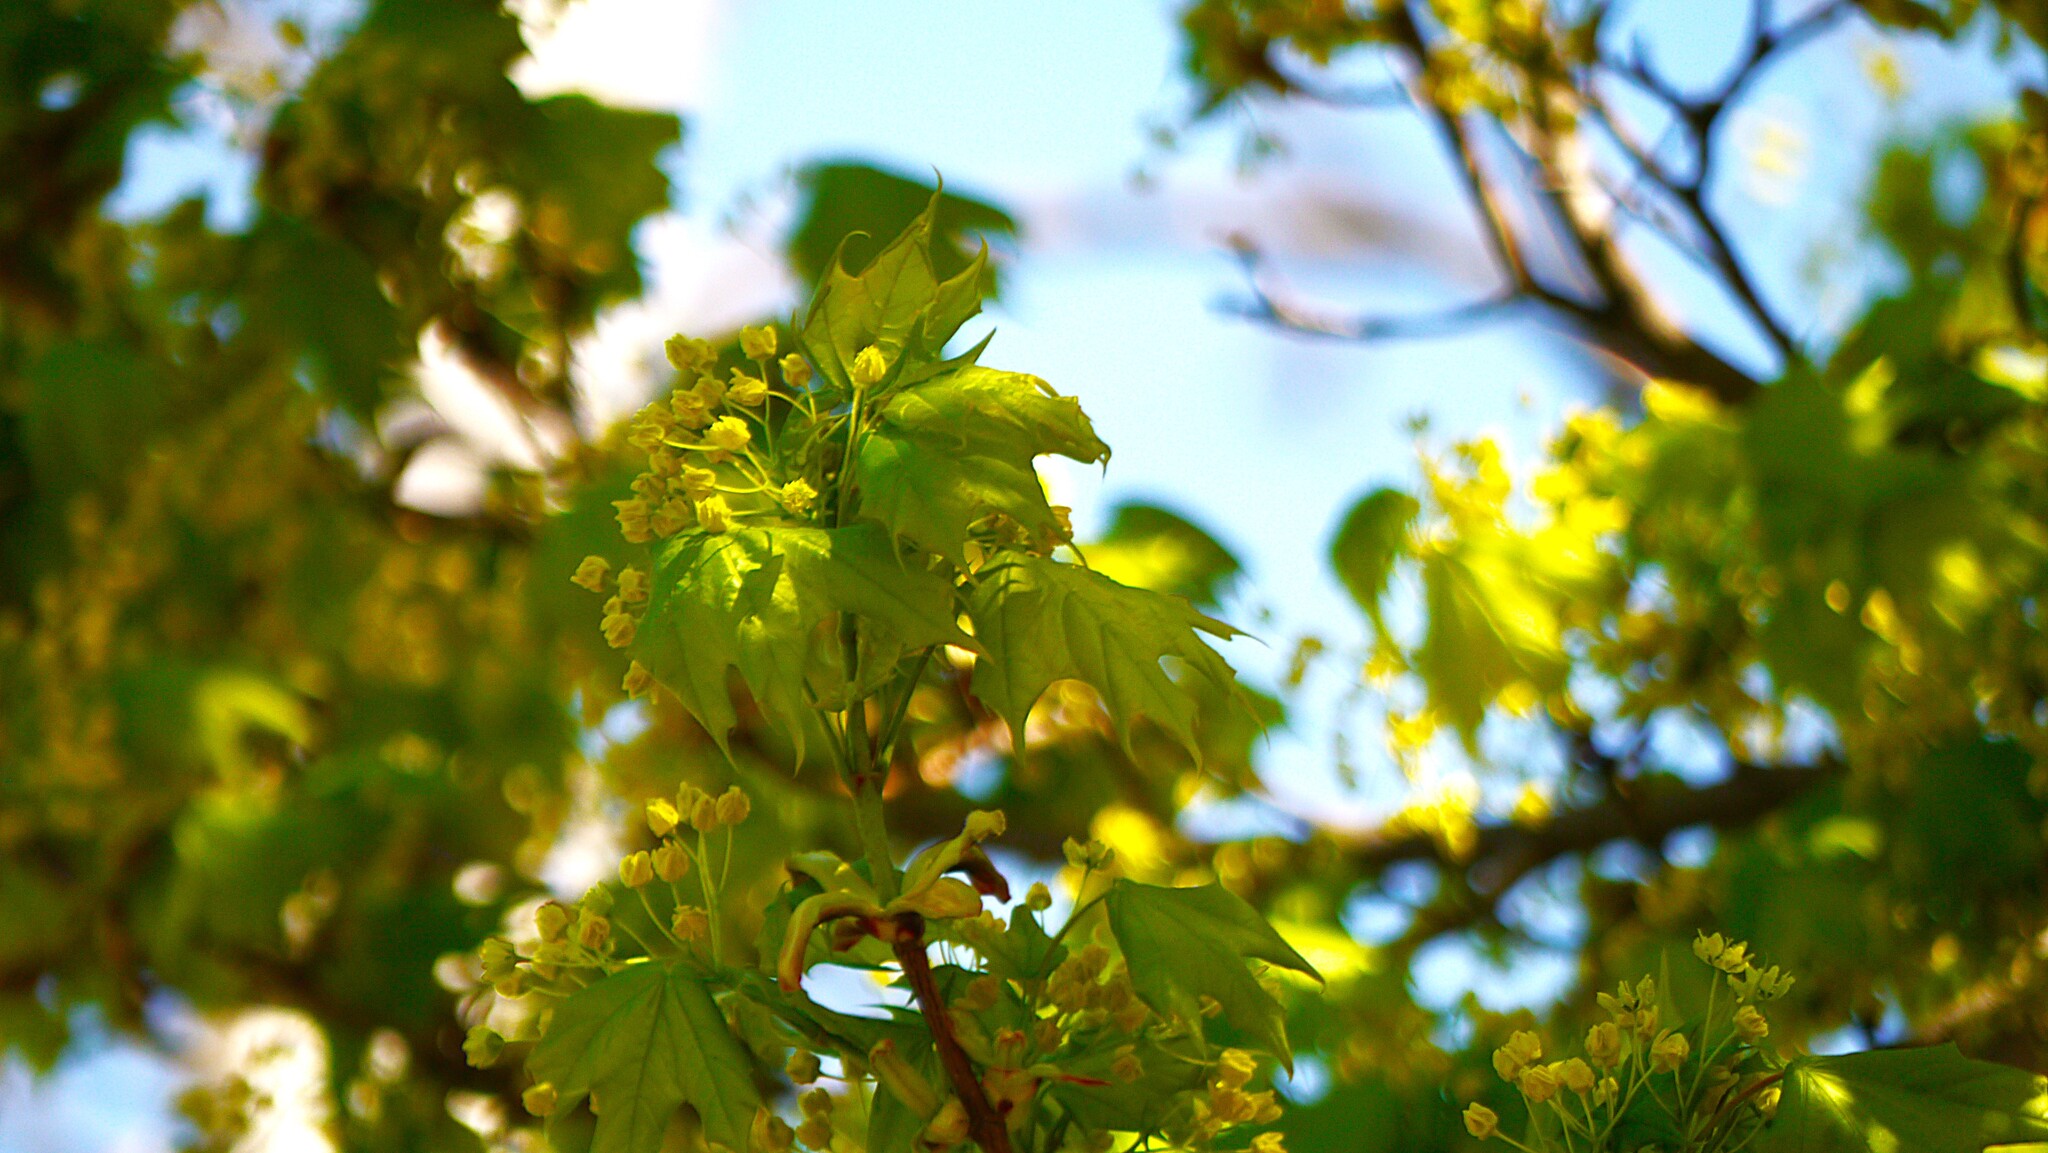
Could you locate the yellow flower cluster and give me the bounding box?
[608,332,825,548]
[1188,1046,1283,1144]
[1464,939,1794,1148]
[1694,932,1795,1001]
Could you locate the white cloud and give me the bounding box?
[512,0,724,111]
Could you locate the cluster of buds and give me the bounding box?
[468,883,624,1050]
[1491,1031,1616,1107]
[1694,932,1795,1001]
[609,330,824,549]
[1044,944,1148,1033]
[795,1085,836,1150]
[570,555,649,651]
[634,784,752,945]
[1187,1047,1284,1144]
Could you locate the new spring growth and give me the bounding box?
[464,1026,505,1069]
[1493,1030,1542,1081]
[523,1083,557,1117]
[1650,1031,1690,1073]
[572,555,610,592]
[1585,1020,1622,1067]
[1463,1102,1499,1140]
[647,797,680,836]
[623,661,654,698]
[740,325,778,361]
[851,345,889,386]
[729,371,769,408]
[620,850,655,888]
[707,416,752,454]
[653,841,691,882]
[1734,1004,1770,1042]
[786,1049,822,1085]
[780,353,812,388]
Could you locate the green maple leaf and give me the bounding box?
[858,366,1109,563]
[526,961,763,1153]
[1328,486,1419,635]
[798,194,986,391]
[1103,880,1320,1068]
[1759,1044,2048,1153]
[965,551,1239,759]
[635,524,970,754]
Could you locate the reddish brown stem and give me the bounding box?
[891,913,1014,1153]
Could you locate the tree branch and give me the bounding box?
[892,913,1014,1153]
[1346,758,1840,882]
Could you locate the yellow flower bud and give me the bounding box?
[1650,1031,1690,1073]
[1216,1048,1258,1090]
[1518,1063,1560,1103]
[1585,1021,1622,1068]
[523,1082,557,1116]
[800,1087,833,1119]
[964,810,1007,840]
[1463,1102,1499,1140]
[1635,1004,1661,1041]
[1734,1005,1769,1042]
[666,335,714,374]
[716,786,751,826]
[780,354,812,388]
[1494,1030,1542,1081]
[617,503,656,545]
[623,661,654,698]
[654,840,691,882]
[1596,1077,1618,1105]
[535,902,570,942]
[707,416,752,453]
[697,495,733,534]
[601,611,637,649]
[691,794,720,831]
[1251,1134,1285,1153]
[1025,882,1052,911]
[618,566,650,604]
[1556,1058,1595,1095]
[786,1048,823,1085]
[1693,931,1726,964]
[795,1119,832,1150]
[577,912,611,950]
[464,1026,505,1068]
[646,797,681,837]
[851,345,888,386]
[741,325,778,360]
[480,937,518,981]
[651,499,693,537]
[780,478,818,515]
[620,850,655,888]
[572,555,611,592]
[681,464,719,500]
[730,373,769,407]
[672,905,710,941]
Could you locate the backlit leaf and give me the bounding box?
[528,961,762,1153]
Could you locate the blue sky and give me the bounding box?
[6,1,2033,1148]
